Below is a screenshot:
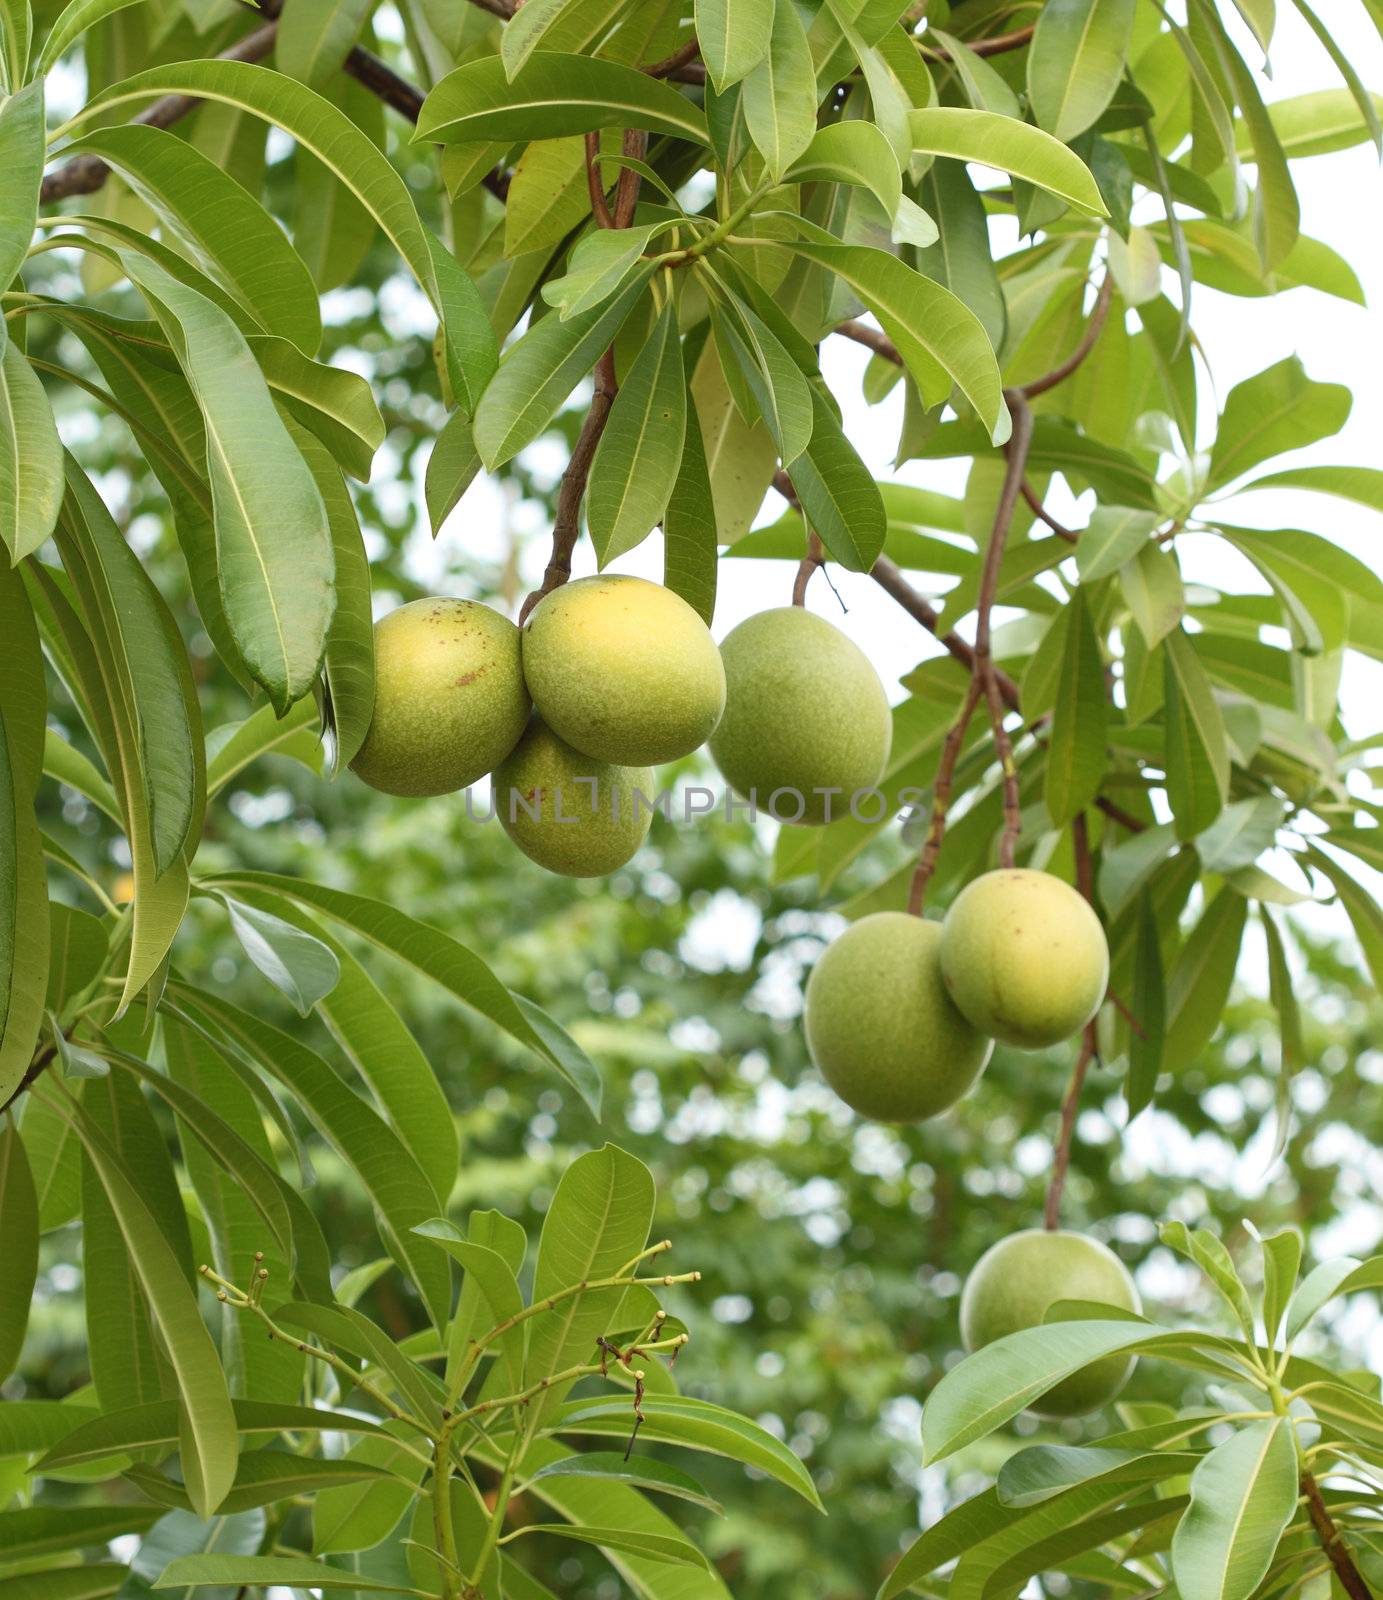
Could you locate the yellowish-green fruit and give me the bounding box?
[522,575,725,765]
[803,912,992,1122]
[493,718,653,877]
[351,599,529,797]
[939,868,1109,1049]
[710,608,892,826]
[959,1230,1140,1416]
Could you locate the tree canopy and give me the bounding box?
[3,0,1383,1597]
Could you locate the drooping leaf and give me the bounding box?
[1171,1418,1297,1600]
[0,1114,38,1380]
[1028,0,1137,142]
[221,895,342,1016]
[742,0,817,178]
[783,389,888,572]
[0,79,42,309]
[908,107,1108,215]
[1046,587,1108,825]
[0,342,63,563]
[1163,628,1229,839]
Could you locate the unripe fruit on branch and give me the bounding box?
[959,1230,1140,1416]
[522,575,725,766]
[350,599,529,797]
[710,608,892,826]
[803,912,992,1122]
[939,869,1108,1049]
[493,717,653,878]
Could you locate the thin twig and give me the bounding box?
[908,679,982,915]
[584,132,616,229]
[1021,479,1077,543]
[792,532,825,606]
[1017,274,1115,400]
[1301,1470,1375,1600]
[1044,1021,1097,1231]
[978,391,1033,869]
[920,23,1037,61]
[834,318,903,366]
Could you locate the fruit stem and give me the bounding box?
[907,678,982,915]
[1044,1021,1097,1230]
[792,531,824,606]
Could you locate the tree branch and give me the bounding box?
[1021,479,1077,543]
[908,679,982,915]
[40,21,279,203]
[833,318,903,365]
[792,531,825,606]
[978,391,1033,870]
[920,24,1036,61]
[1017,273,1115,400]
[1301,1470,1375,1600]
[645,37,702,79]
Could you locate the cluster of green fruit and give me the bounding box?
[351,575,896,874]
[804,871,1134,1412]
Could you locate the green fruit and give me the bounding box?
[803,912,993,1122]
[351,598,529,797]
[493,717,654,877]
[522,575,725,765]
[940,868,1109,1049]
[710,607,892,826]
[959,1230,1140,1416]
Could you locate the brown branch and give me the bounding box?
[834,318,903,366]
[1301,1472,1374,1600]
[0,1042,58,1116]
[921,24,1037,62]
[40,21,279,203]
[645,37,701,79]
[978,391,1033,870]
[792,532,825,607]
[869,557,1020,711]
[584,132,616,229]
[1017,274,1115,400]
[908,679,982,915]
[613,128,647,228]
[1045,1020,1097,1231]
[1021,479,1077,543]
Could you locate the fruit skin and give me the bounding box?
[351,599,530,798]
[803,912,993,1123]
[710,607,892,826]
[939,868,1109,1049]
[522,575,726,766]
[959,1230,1141,1416]
[493,717,654,877]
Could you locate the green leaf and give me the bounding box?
[689,338,776,543]
[712,295,814,465]
[1165,885,1248,1072]
[0,1566,127,1600]
[311,1426,427,1555]
[444,1206,528,1389]
[0,1505,160,1561]
[120,253,334,715]
[542,223,665,322]
[1076,506,1158,583]
[529,1451,723,1514]
[34,0,146,74]
[1286,1255,1383,1344]
[0,80,42,302]
[276,0,374,88]
[782,388,887,573]
[877,1489,1009,1599]
[221,895,341,1016]
[126,1450,399,1516]
[64,124,322,356]
[1239,463,1383,513]
[1171,1418,1297,1600]
[174,991,451,1331]
[920,1320,1235,1463]
[416,53,710,146]
[510,1523,709,1568]
[200,870,602,1114]
[0,568,47,1104]
[43,728,120,823]
[1256,1222,1303,1348]
[1306,846,1383,992]
[1289,0,1381,156]
[556,1392,823,1510]
[0,1115,37,1380]
[412,1218,524,1384]
[588,301,686,565]
[154,1556,424,1593]
[473,271,652,470]
[253,335,386,483]
[525,1144,654,1427]
[997,1443,1202,1509]
[0,1398,93,1458]
[0,341,63,562]
[661,388,718,624]
[1121,544,1184,647]
[58,1093,238,1517]
[782,238,1007,441]
[1242,86,1383,159]
[784,120,901,220]
[1160,1222,1256,1339]
[1163,629,1229,839]
[1046,587,1108,826]
[696,0,771,91]
[1124,889,1166,1118]
[742,0,817,178]
[38,1398,390,1472]
[424,409,481,535]
[1028,0,1136,141]
[1207,356,1350,489]
[909,106,1108,215]
[205,698,322,797]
